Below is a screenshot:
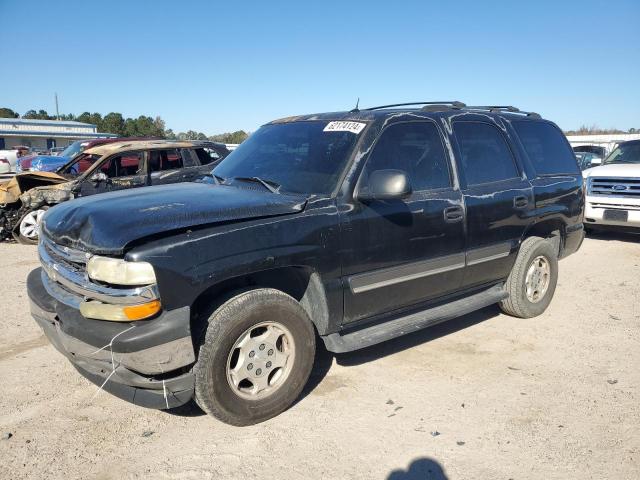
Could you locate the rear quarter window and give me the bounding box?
[512,121,579,175]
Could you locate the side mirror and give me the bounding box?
[90,171,108,184]
[357,169,412,201]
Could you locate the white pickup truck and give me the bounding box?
[583,140,640,231]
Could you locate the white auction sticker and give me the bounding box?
[323,121,366,134]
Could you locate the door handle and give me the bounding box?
[443,206,464,223]
[513,196,529,209]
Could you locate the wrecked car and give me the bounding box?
[0,140,230,243]
[28,102,584,426]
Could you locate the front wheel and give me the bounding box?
[499,236,558,318]
[194,288,316,426]
[17,206,49,245]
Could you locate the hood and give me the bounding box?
[583,162,640,179]
[0,171,68,204]
[42,183,307,254]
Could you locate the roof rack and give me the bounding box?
[362,101,467,111]
[465,105,541,119]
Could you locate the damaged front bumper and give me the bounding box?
[27,268,196,409]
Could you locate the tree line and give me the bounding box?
[0,107,248,144]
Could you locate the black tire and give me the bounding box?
[499,236,558,318]
[15,205,49,245]
[194,288,316,426]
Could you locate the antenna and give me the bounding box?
[55,93,60,120]
[350,97,360,113]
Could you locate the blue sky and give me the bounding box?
[0,0,638,134]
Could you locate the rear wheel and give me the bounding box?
[17,206,49,244]
[194,288,316,426]
[500,236,558,318]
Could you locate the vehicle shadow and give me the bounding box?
[169,306,500,416]
[387,457,448,480]
[335,305,500,367]
[586,229,640,243]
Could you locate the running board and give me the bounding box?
[322,284,508,353]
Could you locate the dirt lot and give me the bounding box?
[1,233,639,480]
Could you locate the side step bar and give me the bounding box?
[322,284,508,353]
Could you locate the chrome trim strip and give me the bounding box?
[465,242,513,266]
[348,241,514,294]
[348,253,466,294]
[39,242,159,305]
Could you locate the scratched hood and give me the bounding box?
[42,183,307,254]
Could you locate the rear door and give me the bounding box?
[451,120,534,289]
[339,120,466,324]
[148,148,201,185]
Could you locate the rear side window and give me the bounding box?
[194,147,221,165]
[148,149,184,172]
[365,122,451,191]
[512,121,579,175]
[453,122,519,185]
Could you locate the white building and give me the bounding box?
[565,133,640,156]
[0,118,117,150]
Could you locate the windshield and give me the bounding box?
[213,121,364,194]
[59,141,84,159]
[58,153,102,176]
[603,143,640,165]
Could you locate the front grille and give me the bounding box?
[588,177,640,198]
[38,235,159,307]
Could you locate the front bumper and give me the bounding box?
[585,195,640,229]
[27,268,195,409]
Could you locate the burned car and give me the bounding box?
[0,140,229,243]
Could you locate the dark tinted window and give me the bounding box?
[513,121,579,175]
[365,122,451,191]
[453,122,519,185]
[148,149,183,172]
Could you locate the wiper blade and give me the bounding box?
[233,176,281,194]
[203,173,227,184]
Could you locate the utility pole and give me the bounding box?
[55,93,60,120]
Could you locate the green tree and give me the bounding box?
[164,128,177,140]
[0,107,19,118]
[101,112,125,135]
[209,130,249,144]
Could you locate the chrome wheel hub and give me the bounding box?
[19,209,47,239]
[525,255,550,303]
[226,322,295,400]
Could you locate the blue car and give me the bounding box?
[16,141,86,173]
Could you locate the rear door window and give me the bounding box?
[453,122,519,185]
[148,149,185,173]
[512,121,579,175]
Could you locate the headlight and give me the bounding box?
[87,256,156,285]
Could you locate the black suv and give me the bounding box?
[28,102,584,425]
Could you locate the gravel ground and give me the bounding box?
[1,232,639,480]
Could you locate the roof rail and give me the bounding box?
[362,101,467,111]
[465,105,541,119]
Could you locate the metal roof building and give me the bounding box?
[0,118,117,150]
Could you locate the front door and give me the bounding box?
[339,120,466,324]
[450,120,533,289]
[79,151,147,197]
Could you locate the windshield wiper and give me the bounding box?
[203,173,227,184]
[233,176,281,194]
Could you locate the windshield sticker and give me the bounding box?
[323,121,366,134]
